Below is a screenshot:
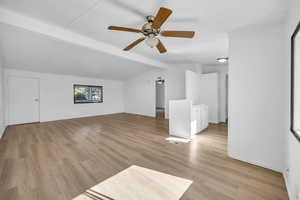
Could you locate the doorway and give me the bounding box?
[155,78,165,119]
[8,76,40,125]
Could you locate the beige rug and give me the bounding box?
[73,165,193,200]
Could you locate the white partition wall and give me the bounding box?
[185,70,219,123]
[285,0,300,198]
[124,68,187,118]
[228,22,285,172]
[169,100,208,139]
[169,100,192,139]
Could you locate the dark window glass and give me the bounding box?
[74,85,103,104]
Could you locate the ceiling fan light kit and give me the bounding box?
[107,7,195,54]
[145,35,159,48]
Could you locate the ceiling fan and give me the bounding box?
[108,7,195,54]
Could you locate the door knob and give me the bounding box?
[34,98,39,102]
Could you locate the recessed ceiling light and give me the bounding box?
[217,57,229,63]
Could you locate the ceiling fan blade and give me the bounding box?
[152,7,173,29]
[156,39,167,54]
[108,26,142,33]
[124,38,145,51]
[161,31,195,38]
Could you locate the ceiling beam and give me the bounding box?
[0,7,170,69]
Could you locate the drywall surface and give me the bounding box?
[164,68,186,118]
[156,83,165,108]
[169,100,192,139]
[218,73,227,122]
[284,0,300,198]
[124,69,164,117]
[202,64,228,122]
[124,68,186,118]
[4,69,124,123]
[202,64,228,74]
[228,22,285,172]
[0,55,5,138]
[185,70,219,123]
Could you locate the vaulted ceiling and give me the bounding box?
[0,0,288,79]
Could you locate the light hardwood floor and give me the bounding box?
[0,113,288,200]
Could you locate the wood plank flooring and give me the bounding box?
[0,113,288,200]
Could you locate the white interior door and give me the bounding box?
[8,76,40,125]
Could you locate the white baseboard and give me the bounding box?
[228,152,282,173]
[0,125,7,139]
[283,171,292,199]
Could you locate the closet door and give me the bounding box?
[8,76,40,125]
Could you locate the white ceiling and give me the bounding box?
[0,24,155,80]
[0,0,288,79]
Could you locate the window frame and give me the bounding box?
[73,84,103,104]
[291,21,300,142]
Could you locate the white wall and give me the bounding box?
[203,64,228,122]
[4,69,124,123]
[228,22,285,172]
[202,64,228,74]
[124,68,186,118]
[169,99,192,139]
[218,73,228,122]
[0,54,5,138]
[124,69,164,117]
[284,0,300,198]
[185,70,219,123]
[164,68,187,118]
[156,83,165,108]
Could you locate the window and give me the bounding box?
[74,84,103,104]
[291,21,300,142]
